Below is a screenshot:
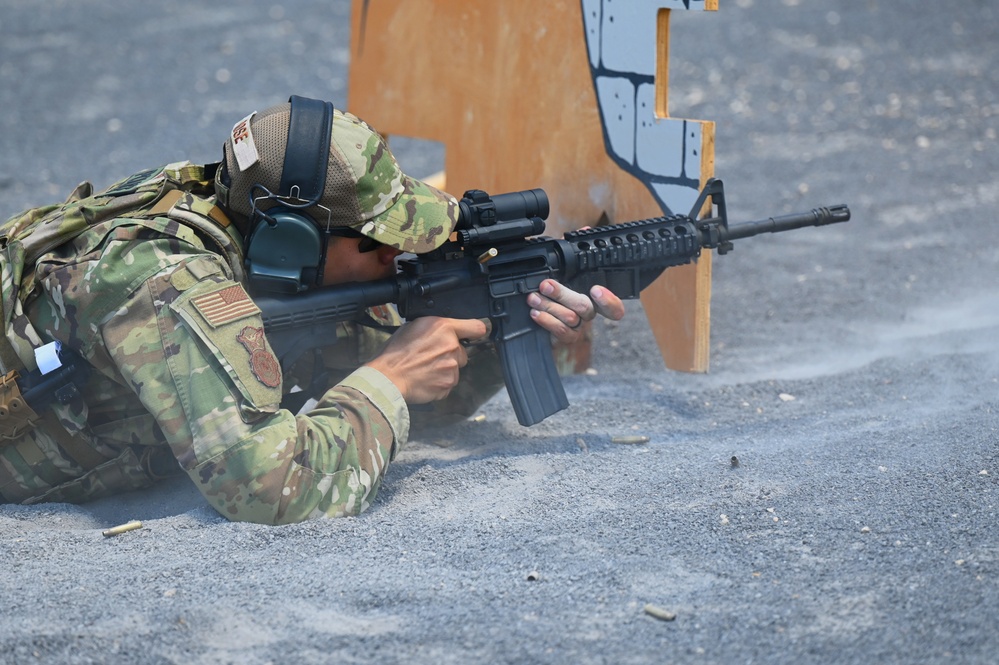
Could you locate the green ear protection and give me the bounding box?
[244,95,334,294]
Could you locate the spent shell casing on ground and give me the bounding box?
[643,604,677,621]
[102,520,143,537]
[611,435,650,444]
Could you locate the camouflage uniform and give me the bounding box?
[0,160,503,524]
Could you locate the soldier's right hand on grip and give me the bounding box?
[366,317,489,404]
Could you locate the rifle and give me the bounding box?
[256,178,850,426]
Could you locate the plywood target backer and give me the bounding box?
[349,0,718,372]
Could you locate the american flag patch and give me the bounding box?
[191,284,260,327]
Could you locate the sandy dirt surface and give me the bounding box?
[1,1,997,663]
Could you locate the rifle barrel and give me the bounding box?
[725,204,850,241]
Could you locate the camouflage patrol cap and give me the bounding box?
[217,101,457,254]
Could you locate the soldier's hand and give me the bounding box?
[527,279,625,343]
[366,316,489,404]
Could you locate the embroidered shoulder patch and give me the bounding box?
[103,167,165,196]
[192,284,260,328]
[236,326,282,388]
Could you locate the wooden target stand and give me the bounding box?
[348,1,718,373]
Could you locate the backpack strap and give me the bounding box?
[0,332,24,375]
[136,187,246,283]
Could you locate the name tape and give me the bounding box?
[230,112,259,171]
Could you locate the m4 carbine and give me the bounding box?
[257,178,850,426]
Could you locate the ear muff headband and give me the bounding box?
[280,95,334,205]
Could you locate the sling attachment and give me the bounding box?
[0,341,89,441]
[0,369,40,439]
[20,342,89,410]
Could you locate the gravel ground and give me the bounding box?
[1,1,997,663]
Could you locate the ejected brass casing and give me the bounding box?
[102,520,143,537]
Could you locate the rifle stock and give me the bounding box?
[259,179,851,426]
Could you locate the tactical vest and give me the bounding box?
[0,162,245,438]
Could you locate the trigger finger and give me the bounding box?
[456,342,470,368]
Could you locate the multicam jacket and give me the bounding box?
[0,163,502,524]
